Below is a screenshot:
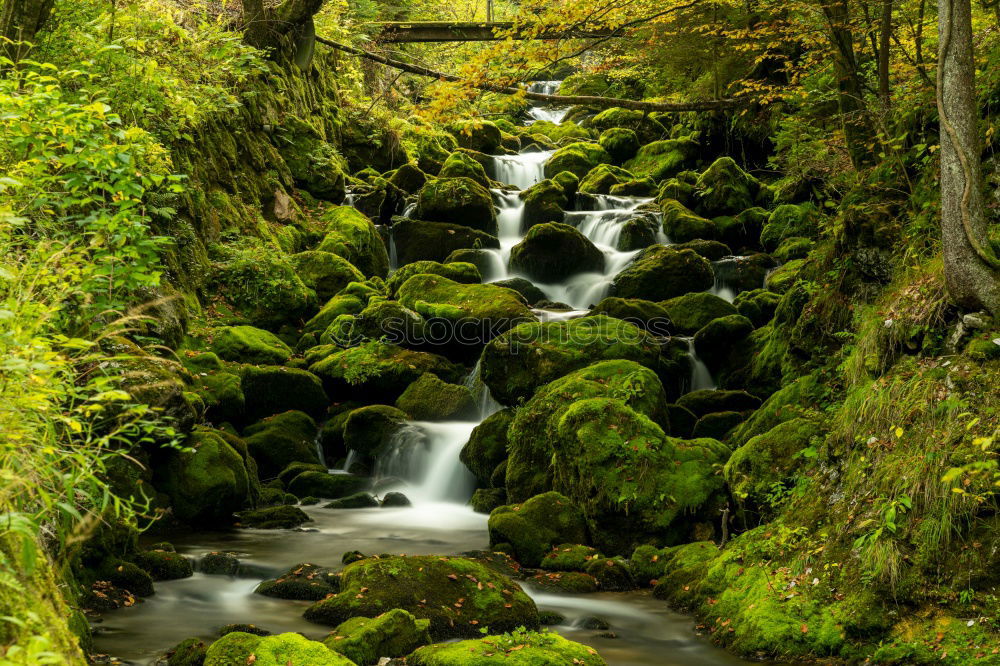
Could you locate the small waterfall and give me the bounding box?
[374,422,479,504]
[684,338,716,392]
[710,256,741,302]
[330,450,356,475]
[525,81,570,124]
[464,359,502,419]
[491,150,553,189]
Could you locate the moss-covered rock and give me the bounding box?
[408,631,606,665]
[391,218,500,265]
[665,403,698,439]
[544,142,613,179]
[693,314,755,371]
[599,127,640,163]
[588,297,672,334]
[734,288,781,327]
[243,411,320,479]
[480,315,667,406]
[725,417,822,508]
[661,292,738,335]
[236,504,310,529]
[677,389,762,417]
[715,207,770,251]
[165,636,207,666]
[316,206,390,278]
[773,236,814,263]
[134,549,193,581]
[616,213,659,250]
[309,341,463,402]
[714,253,777,295]
[388,163,428,193]
[624,138,699,181]
[414,177,497,235]
[492,277,548,306]
[256,563,340,600]
[694,157,770,217]
[396,373,477,421]
[342,405,408,460]
[584,556,636,591]
[520,179,569,229]
[439,151,491,187]
[460,409,514,486]
[161,429,251,525]
[200,552,240,576]
[578,164,635,195]
[764,258,806,293]
[304,555,538,639]
[662,199,718,243]
[286,471,368,499]
[540,544,603,572]
[276,120,348,203]
[760,203,822,251]
[303,289,372,336]
[509,223,604,283]
[488,492,589,567]
[192,368,245,424]
[450,119,503,153]
[289,250,366,303]
[323,609,431,665]
[692,411,745,440]
[209,326,292,365]
[204,631,352,666]
[611,246,714,301]
[325,492,379,509]
[238,365,328,419]
[386,261,481,296]
[471,488,507,514]
[629,544,672,585]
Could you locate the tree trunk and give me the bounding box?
[878,0,893,105]
[0,0,54,62]
[819,0,874,167]
[937,0,1000,313]
[242,0,323,51]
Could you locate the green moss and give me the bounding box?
[277,118,348,202]
[588,297,671,333]
[725,417,822,507]
[599,127,640,163]
[610,178,657,198]
[342,405,408,459]
[470,488,507,514]
[509,222,604,282]
[209,325,292,365]
[304,555,539,639]
[391,218,500,265]
[408,630,606,665]
[584,556,636,591]
[242,410,319,479]
[193,370,245,424]
[134,549,193,581]
[236,504,310,529]
[237,364,328,419]
[323,609,431,665]
[694,156,770,217]
[661,199,718,242]
[286,471,368,499]
[760,203,822,252]
[624,138,698,181]
[544,142,612,179]
[480,315,666,406]
[629,544,672,585]
[386,261,482,296]
[388,163,428,193]
[289,250,366,302]
[439,151,491,187]
[692,411,745,440]
[324,492,379,509]
[540,544,603,572]
[715,207,769,250]
[611,246,714,301]
[693,314,755,371]
[460,409,514,486]
[578,164,635,195]
[166,637,207,665]
[522,120,591,144]
[765,258,807,293]
[661,292,738,335]
[966,335,1000,361]
[204,631,352,666]
[488,492,589,567]
[450,119,503,153]
[527,570,599,593]
[774,236,814,262]
[415,177,497,234]
[396,373,476,421]
[255,563,340,600]
[733,288,781,327]
[316,206,390,278]
[161,428,250,525]
[303,291,371,336]
[520,179,569,229]
[551,170,580,198]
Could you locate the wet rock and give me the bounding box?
[624,138,698,181]
[661,199,717,243]
[692,411,745,440]
[585,557,636,591]
[588,297,671,334]
[242,411,320,479]
[520,179,569,229]
[676,389,762,417]
[386,260,481,295]
[670,239,732,262]
[439,151,491,188]
[493,277,548,306]
[161,429,251,526]
[325,492,379,509]
[208,325,292,366]
[255,563,341,601]
[165,637,207,666]
[204,631,353,666]
[200,552,240,576]
[617,214,660,251]
[449,119,503,153]
[693,315,755,372]
[661,292,738,335]
[470,488,507,514]
[343,405,408,462]
[97,559,155,598]
[540,544,603,572]
[381,492,411,507]
[236,505,310,529]
[134,549,193,581]
[611,246,714,301]
[460,409,514,486]
[391,218,500,265]
[544,141,613,179]
[304,555,539,639]
[488,492,588,567]
[238,365,328,419]
[528,571,600,593]
[388,163,428,194]
[407,632,606,665]
[323,608,432,665]
[509,222,604,283]
[316,206,390,278]
[286,471,368,499]
[289,250,366,303]
[715,207,769,251]
[415,177,497,235]
[664,403,698,439]
[580,616,611,631]
[539,610,566,625]
[578,164,635,195]
[396,373,477,421]
[599,127,640,163]
[218,624,270,637]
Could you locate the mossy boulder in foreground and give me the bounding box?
[611,246,714,301]
[316,206,390,278]
[204,631,354,666]
[395,372,477,421]
[408,631,606,665]
[323,608,431,665]
[415,177,498,235]
[209,325,292,365]
[161,429,250,525]
[520,179,568,229]
[304,555,538,639]
[488,492,588,567]
[509,222,604,283]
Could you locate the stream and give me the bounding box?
[93,82,765,666]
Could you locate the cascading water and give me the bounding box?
[685,338,717,392]
[709,256,741,302]
[524,80,571,124]
[490,149,553,189]
[374,421,479,504]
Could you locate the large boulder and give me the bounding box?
[161,429,251,525]
[242,410,320,479]
[309,341,464,402]
[386,260,481,296]
[414,177,497,235]
[323,609,432,665]
[661,199,718,243]
[316,206,390,278]
[391,218,499,265]
[578,164,635,195]
[408,632,606,666]
[611,247,714,301]
[509,223,604,283]
[480,315,666,405]
[460,409,514,486]
[660,292,738,335]
[342,405,408,461]
[543,142,612,179]
[395,373,477,421]
[506,361,727,552]
[725,418,823,511]
[694,157,770,217]
[693,314,755,372]
[520,179,568,229]
[289,251,365,303]
[589,297,672,334]
[488,492,588,567]
[238,365,328,419]
[450,119,503,153]
[599,127,640,163]
[286,471,368,498]
[715,207,769,251]
[624,138,699,181]
[209,326,292,366]
[303,555,538,639]
[760,203,822,251]
[438,151,490,187]
[277,119,347,202]
[204,632,353,666]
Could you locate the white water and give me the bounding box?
[524,80,571,124]
[685,338,717,392]
[709,256,740,302]
[491,150,554,188]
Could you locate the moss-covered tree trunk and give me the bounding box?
[242,0,323,52]
[0,0,53,62]
[819,0,873,168]
[937,0,1000,314]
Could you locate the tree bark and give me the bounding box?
[819,0,874,167]
[937,0,1000,313]
[878,0,893,105]
[0,0,54,62]
[242,0,324,50]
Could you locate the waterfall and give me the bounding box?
[524,81,570,124]
[374,422,479,504]
[710,256,741,302]
[490,150,553,189]
[464,359,502,419]
[330,450,356,475]
[684,338,716,392]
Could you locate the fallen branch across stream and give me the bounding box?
[315,36,742,113]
